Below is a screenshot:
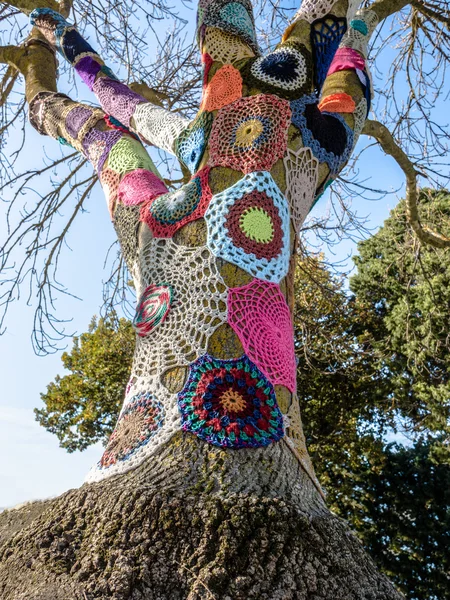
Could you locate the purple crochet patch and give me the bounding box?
[65,106,96,140]
[74,56,102,90]
[82,128,122,174]
[92,77,145,127]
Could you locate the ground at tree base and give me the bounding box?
[0,435,404,600]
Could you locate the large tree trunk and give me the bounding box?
[0,434,403,599]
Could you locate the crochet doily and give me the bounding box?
[290,93,354,175]
[294,0,340,24]
[140,166,212,238]
[132,239,227,384]
[243,42,312,100]
[203,27,255,64]
[283,147,319,233]
[100,168,121,218]
[228,279,297,392]
[93,76,145,128]
[113,203,141,274]
[197,0,259,53]
[117,169,168,207]
[311,16,347,91]
[133,103,191,156]
[82,128,122,175]
[178,353,285,448]
[133,284,173,337]
[202,64,243,111]
[107,135,159,177]
[174,111,214,174]
[205,171,290,283]
[85,379,180,483]
[209,94,291,174]
[341,9,379,58]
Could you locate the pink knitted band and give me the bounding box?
[327,48,366,76]
[117,169,168,207]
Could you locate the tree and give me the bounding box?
[0,0,449,598]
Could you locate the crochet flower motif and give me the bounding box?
[205,171,290,283]
[178,354,284,448]
[228,279,297,393]
[99,392,165,469]
[133,284,173,337]
[175,111,214,174]
[290,93,354,174]
[311,16,347,91]
[244,42,312,99]
[202,65,243,112]
[140,167,212,238]
[209,94,291,174]
[118,169,168,207]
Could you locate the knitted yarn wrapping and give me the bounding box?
[93,76,146,128]
[133,103,191,156]
[107,135,160,177]
[117,169,168,207]
[327,47,366,76]
[140,167,212,238]
[318,92,356,113]
[242,41,312,100]
[311,16,347,91]
[290,93,354,174]
[82,128,122,174]
[209,94,291,174]
[205,171,290,283]
[201,64,243,111]
[283,147,319,233]
[178,354,285,448]
[133,284,173,337]
[228,279,297,392]
[174,111,214,174]
[293,0,340,24]
[202,27,255,64]
[340,9,379,58]
[113,204,142,273]
[100,168,121,218]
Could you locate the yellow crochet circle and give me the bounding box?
[239,206,274,243]
[219,389,247,413]
[234,119,264,148]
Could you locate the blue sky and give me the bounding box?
[1,4,448,508]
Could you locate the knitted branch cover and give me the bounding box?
[82,128,122,175]
[197,0,259,54]
[228,279,297,393]
[178,354,285,448]
[132,239,228,384]
[113,204,142,273]
[133,103,191,156]
[342,10,379,58]
[209,94,291,174]
[107,135,160,177]
[242,41,312,100]
[203,27,255,64]
[93,76,146,128]
[133,284,173,337]
[311,16,347,91]
[100,168,121,218]
[205,171,290,283]
[290,93,354,175]
[283,147,319,233]
[294,0,340,24]
[117,169,168,207]
[174,111,214,174]
[140,166,212,238]
[202,64,243,111]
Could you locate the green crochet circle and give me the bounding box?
[239,206,274,243]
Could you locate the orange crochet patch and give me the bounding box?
[318,93,356,113]
[201,64,243,112]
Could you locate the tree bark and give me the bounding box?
[0,434,403,600]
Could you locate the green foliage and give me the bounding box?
[350,189,450,458]
[36,314,134,451]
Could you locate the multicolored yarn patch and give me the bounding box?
[290,93,353,174]
[141,166,212,238]
[205,171,290,283]
[242,41,312,100]
[133,284,173,337]
[209,94,291,174]
[99,392,165,468]
[228,279,297,393]
[197,0,258,53]
[202,64,243,111]
[93,76,145,128]
[82,128,122,174]
[178,354,284,448]
[311,16,347,91]
[175,111,214,174]
[118,168,168,207]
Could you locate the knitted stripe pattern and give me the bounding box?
[117,169,169,207]
[228,279,297,393]
[205,171,290,283]
[174,111,214,174]
[242,42,312,100]
[290,93,354,175]
[178,354,284,448]
[201,64,243,111]
[209,94,291,174]
[311,16,347,91]
[133,284,173,337]
[140,166,212,238]
[283,147,319,233]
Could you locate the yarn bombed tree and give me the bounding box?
[0,0,448,598]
